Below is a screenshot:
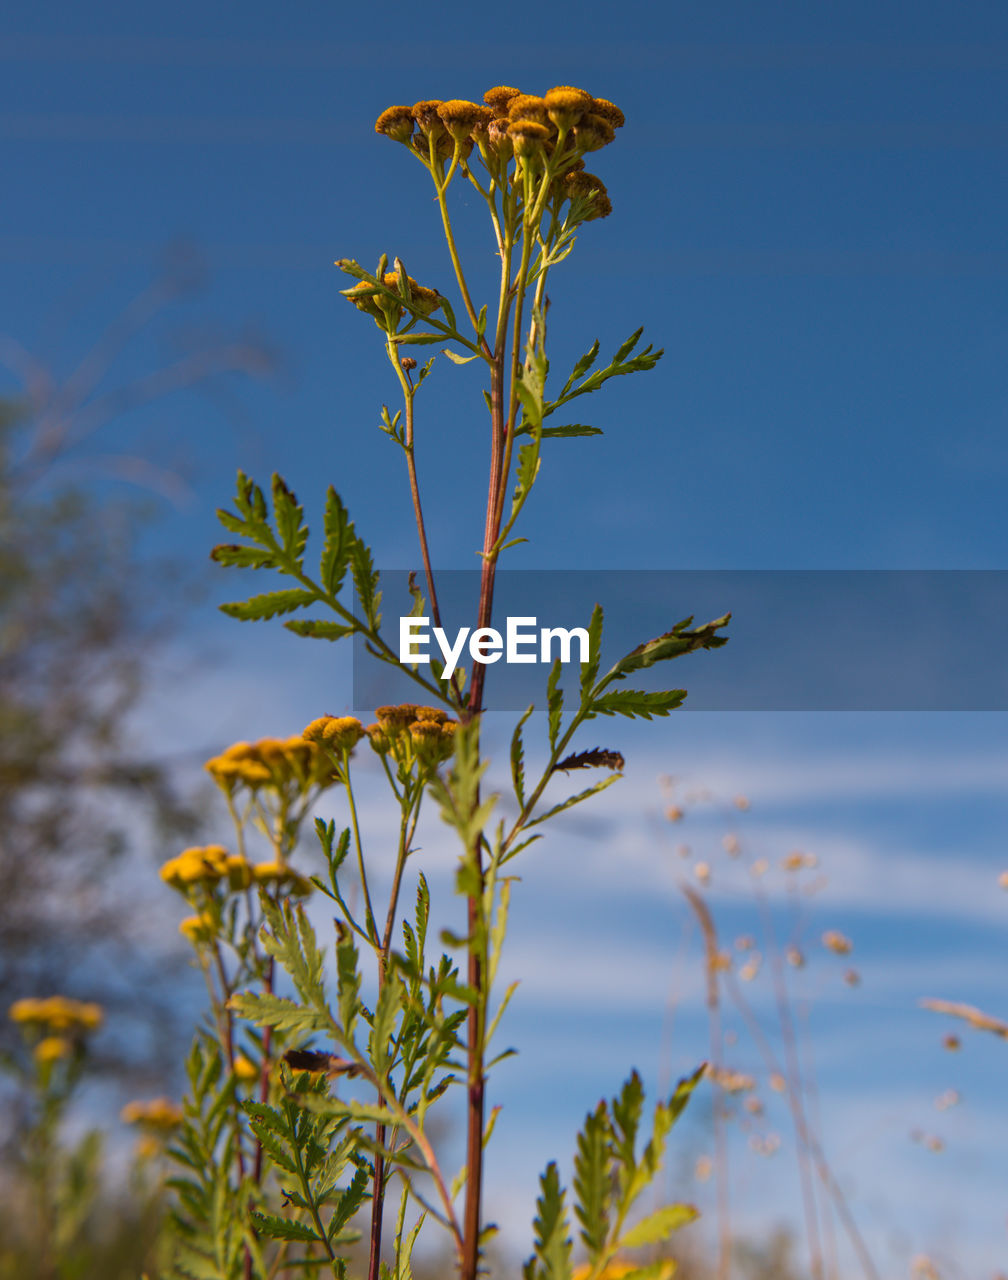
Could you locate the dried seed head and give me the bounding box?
[822,929,853,955]
[411,100,444,134]
[507,117,551,157]
[486,116,514,160]
[574,113,615,153]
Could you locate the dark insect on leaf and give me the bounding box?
[283,1049,361,1077]
[552,748,625,775]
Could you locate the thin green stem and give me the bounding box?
[343,761,379,944]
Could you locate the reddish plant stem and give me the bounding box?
[458,352,508,1280]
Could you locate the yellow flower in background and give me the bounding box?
[121,1097,184,1131]
[34,1036,72,1063]
[160,845,229,891]
[571,1263,643,1280]
[822,930,853,955]
[234,1054,259,1084]
[9,996,103,1033]
[252,862,314,896]
[205,736,341,796]
[302,715,366,752]
[179,913,216,944]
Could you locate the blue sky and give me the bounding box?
[4,2,1008,1275]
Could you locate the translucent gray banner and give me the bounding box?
[351,570,1008,712]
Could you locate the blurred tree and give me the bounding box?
[0,254,273,1022]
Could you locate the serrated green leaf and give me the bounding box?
[328,1163,370,1238]
[530,1162,573,1280]
[284,618,355,641]
[320,486,354,596]
[370,971,403,1076]
[219,589,316,622]
[271,473,306,559]
[336,929,361,1038]
[620,1203,699,1248]
[510,703,534,808]
[610,615,730,678]
[612,1070,645,1174]
[210,545,276,570]
[229,992,324,1038]
[581,603,604,694]
[612,326,644,366]
[546,660,563,751]
[529,774,620,828]
[515,423,603,439]
[560,338,600,396]
[512,440,541,507]
[250,1210,320,1244]
[573,1101,611,1257]
[590,689,687,720]
[350,538,381,629]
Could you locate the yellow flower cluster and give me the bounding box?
[178,912,216,944]
[251,860,314,896]
[345,272,442,326]
[375,84,623,217]
[233,1054,260,1084]
[9,996,103,1032]
[204,736,339,795]
[160,844,230,890]
[302,714,366,752]
[572,1264,638,1280]
[34,1037,73,1064]
[366,704,458,771]
[121,1097,184,1131]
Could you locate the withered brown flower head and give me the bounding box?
[574,113,616,152]
[412,100,444,134]
[508,118,551,157]
[375,105,414,144]
[590,97,625,128]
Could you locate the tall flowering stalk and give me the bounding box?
[163,83,729,1280]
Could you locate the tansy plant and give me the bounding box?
[162,85,730,1280]
[3,997,105,1277]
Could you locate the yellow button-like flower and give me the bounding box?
[121,1097,184,1131]
[160,845,229,891]
[9,996,103,1032]
[179,913,216,945]
[234,1054,260,1084]
[302,715,366,752]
